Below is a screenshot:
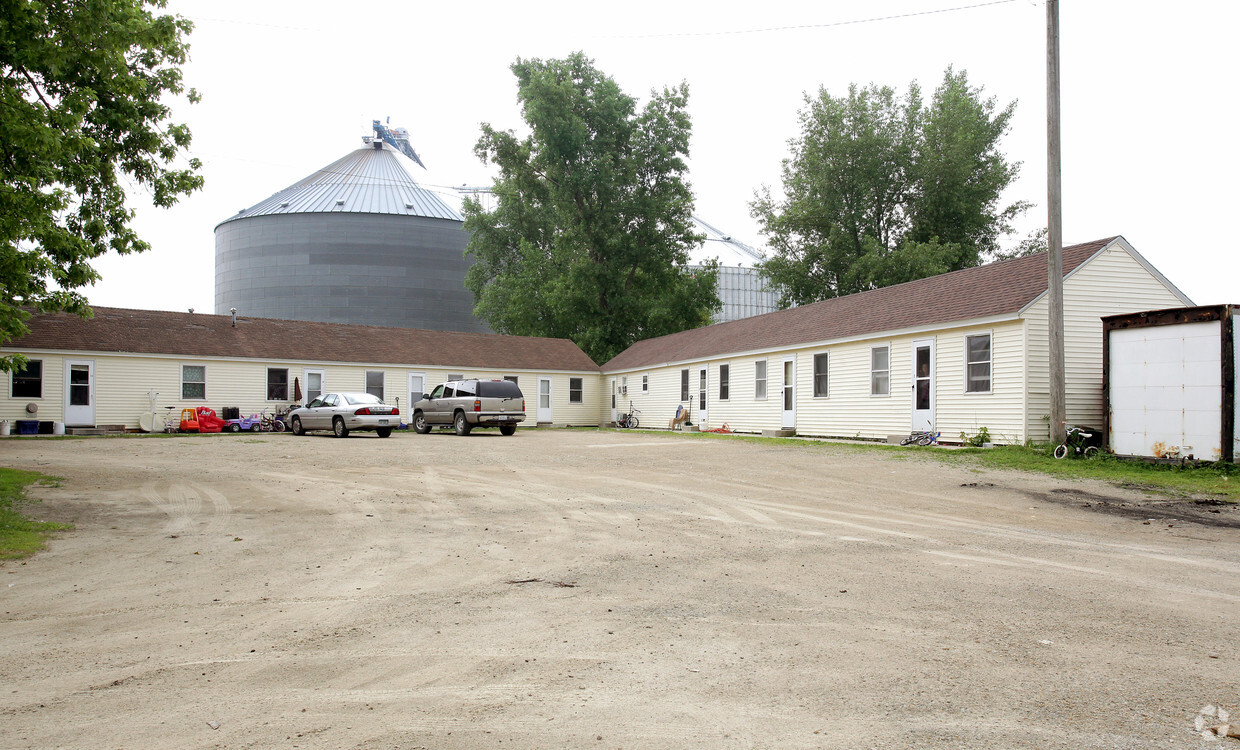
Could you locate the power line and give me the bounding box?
[610,0,1022,39]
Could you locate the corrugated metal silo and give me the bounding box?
[214,138,489,333]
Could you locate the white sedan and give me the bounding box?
[287,392,399,438]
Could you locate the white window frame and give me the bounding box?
[870,345,890,397]
[181,363,207,400]
[964,332,993,394]
[641,374,648,393]
[754,359,767,400]
[680,369,690,401]
[813,352,829,398]
[266,367,290,401]
[447,373,464,382]
[11,359,43,399]
[365,370,385,400]
[719,363,730,401]
[569,377,584,403]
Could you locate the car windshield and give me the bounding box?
[477,380,522,399]
[342,393,383,405]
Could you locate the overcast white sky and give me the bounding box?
[90,0,1238,313]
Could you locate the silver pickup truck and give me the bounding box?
[412,378,526,436]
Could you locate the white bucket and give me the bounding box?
[0,420,9,436]
[53,421,65,436]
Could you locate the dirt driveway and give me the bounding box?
[2,430,1237,749]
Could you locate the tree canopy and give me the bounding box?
[0,0,203,367]
[752,68,1032,307]
[462,52,718,365]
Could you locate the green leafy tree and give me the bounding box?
[463,52,718,365]
[1,0,203,367]
[752,68,1028,307]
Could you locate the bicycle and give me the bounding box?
[258,409,287,432]
[1054,425,1099,459]
[617,403,641,429]
[900,430,939,446]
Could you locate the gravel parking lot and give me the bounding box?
[2,429,1237,749]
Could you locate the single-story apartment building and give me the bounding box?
[0,308,602,431]
[1,236,1193,443]
[598,236,1192,444]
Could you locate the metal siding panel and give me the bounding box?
[1107,321,1223,459]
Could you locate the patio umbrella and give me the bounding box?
[292,376,302,402]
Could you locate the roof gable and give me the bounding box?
[603,238,1123,371]
[8,308,600,373]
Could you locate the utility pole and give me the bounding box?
[1047,0,1066,446]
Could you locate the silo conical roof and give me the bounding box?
[216,141,462,228]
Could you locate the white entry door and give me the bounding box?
[781,356,796,429]
[697,366,708,427]
[538,377,553,423]
[911,339,936,432]
[64,360,95,426]
[303,369,324,405]
[407,372,425,416]
[609,377,617,423]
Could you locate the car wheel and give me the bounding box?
[500,424,516,436]
[333,417,349,438]
[377,427,392,438]
[453,411,472,436]
[228,423,241,433]
[291,416,304,436]
[413,412,431,434]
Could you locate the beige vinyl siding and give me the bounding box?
[934,323,1026,444]
[1022,243,1188,441]
[607,355,786,432]
[0,350,598,429]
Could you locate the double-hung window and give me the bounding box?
[813,353,829,397]
[719,364,730,400]
[569,377,583,403]
[965,334,992,393]
[182,364,207,400]
[642,375,648,393]
[366,371,384,400]
[680,369,689,401]
[267,368,289,400]
[870,346,890,396]
[11,360,42,398]
[754,360,767,399]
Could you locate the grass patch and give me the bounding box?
[0,468,70,560]
[611,427,1238,501]
[934,444,1239,500]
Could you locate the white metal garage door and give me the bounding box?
[1108,321,1222,460]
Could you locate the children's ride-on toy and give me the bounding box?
[225,414,263,433]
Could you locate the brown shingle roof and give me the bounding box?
[8,307,601,372]
[602,238,1119,371]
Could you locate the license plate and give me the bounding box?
[378,419,389,425]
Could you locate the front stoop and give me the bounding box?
[761,429,797,438]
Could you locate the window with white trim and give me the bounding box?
[181,364,207,400]
[754,360,767,399]
[719,364,730,400]
[870,346,889,396]
[11,359,42,398]
[267,368,289,400]
[642,374,648,393]
[366,371,384,400]
[813,353,829,397]
[965,334,992,393]
[680,369,689,401]
[569,377,583,403]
